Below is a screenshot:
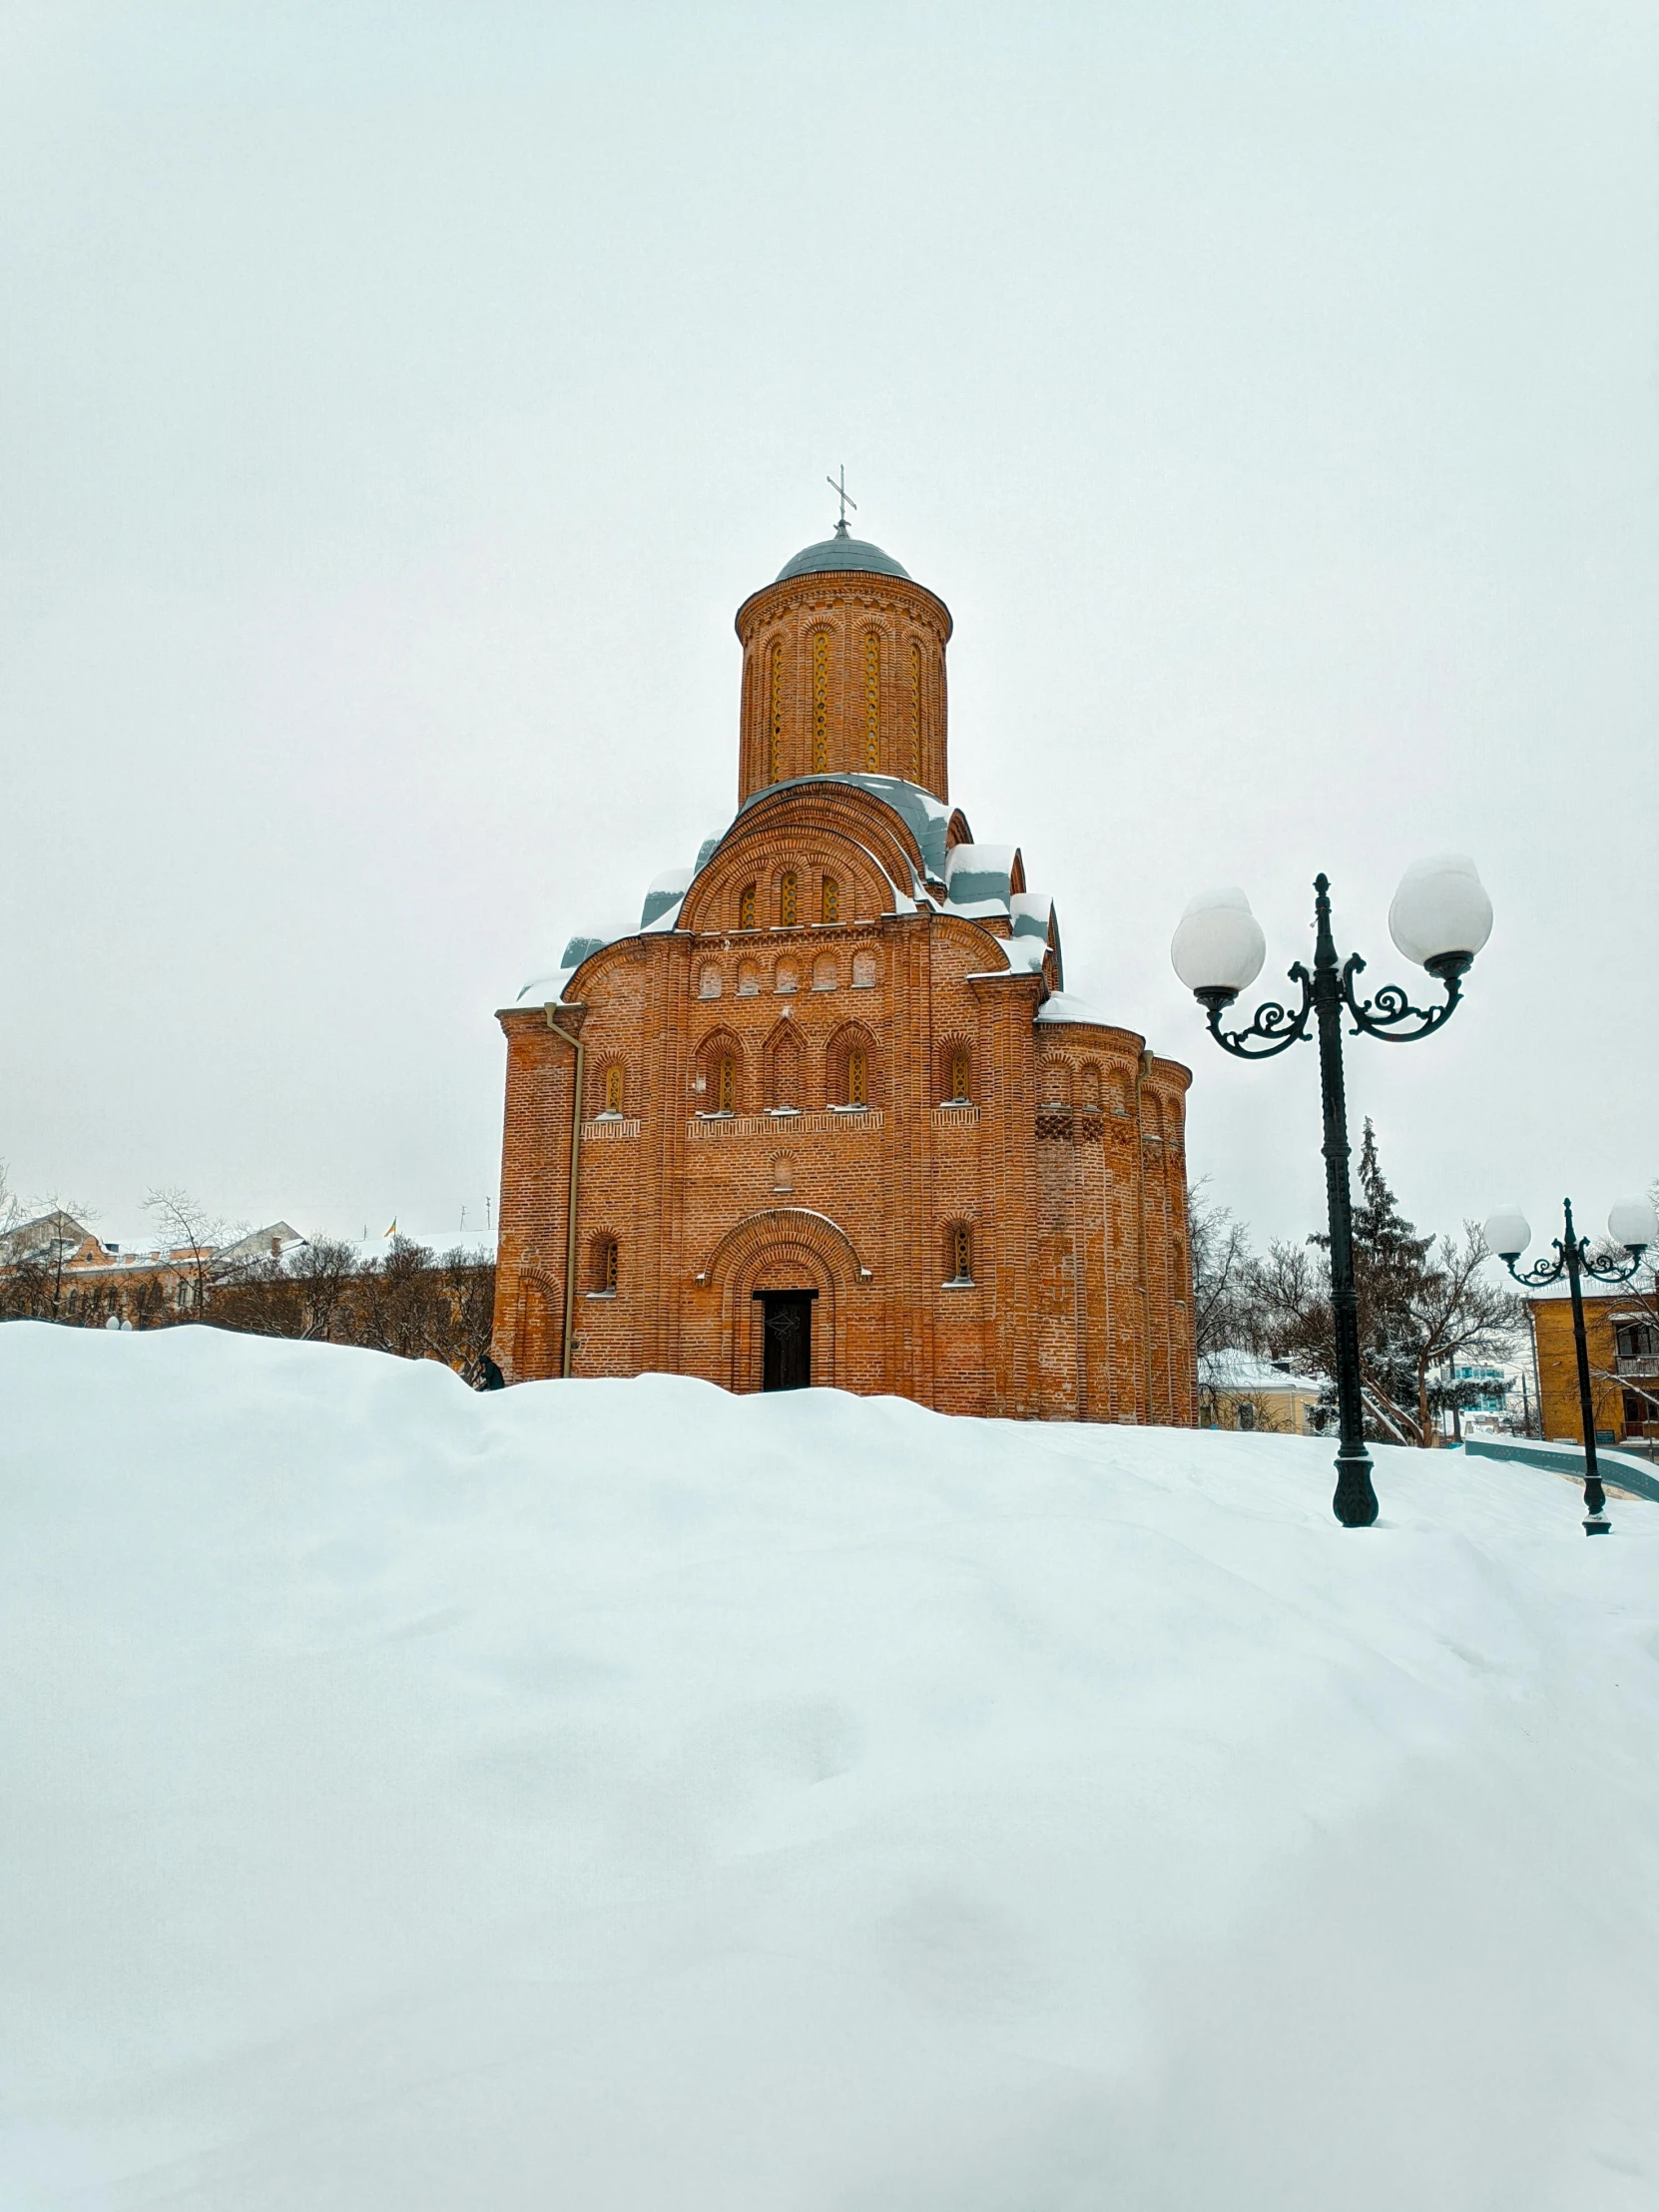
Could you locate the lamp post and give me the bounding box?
[1480,1195,1658,1534]
[1171,857,1493,1528]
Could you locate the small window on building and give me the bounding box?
[593,1236,619,1293]
[813,953,837,991]
[1623,1389,1653,1432]
[851,948,877,989]
[775,960,799,994]
[739,882,757,930]
[698,963,722,1000]
[780,871,798,927]
[1616,1322,1658,1360]
[1081,1064,1102,1108]
[948,1224,973,1283]
[949,1048,970,1102]
[1237,1400,1256,1431]
[717,1054,737,1114]
[604,1065,625,1114]
[846,1046,867,1108]
[822,876,839,924]
[737,961,761,996]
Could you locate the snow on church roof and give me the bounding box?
[513,781,1091,1018]
[1036,989,1118,1028]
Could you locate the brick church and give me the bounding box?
[492,512,1197,1422]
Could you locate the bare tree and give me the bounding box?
[1188,1180,1260,1359]
[145,1187,235,1319]
[435,1246,498,1382]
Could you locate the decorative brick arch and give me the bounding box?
[698,1206,870,1393]
[511,1267,562,1381]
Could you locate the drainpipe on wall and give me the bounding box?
[545,1011,585,1379]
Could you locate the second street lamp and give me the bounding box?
[1481,1195,1658,1535]
[1171,857,1493,1528]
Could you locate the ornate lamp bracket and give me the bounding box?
[1342,949,1469,1044]
[1199,962,1314,1061]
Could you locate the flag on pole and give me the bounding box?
[384,1218,397,1238]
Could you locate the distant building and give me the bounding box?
[0,1213,303,1325]
[1198,1351,1325,1435]
[1529,1285,1659,1445]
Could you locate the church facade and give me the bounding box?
[491,518,1197,1422]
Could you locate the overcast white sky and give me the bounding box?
[3,1,1655,1256]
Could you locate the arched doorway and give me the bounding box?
[698,1207,868,1394]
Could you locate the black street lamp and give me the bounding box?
[1480,1195,1658,1534]
[1171,857,1493,1528]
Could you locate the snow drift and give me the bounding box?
[3,1322,1658,2210]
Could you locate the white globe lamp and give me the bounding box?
[1387,854,1493,978]
[1480,1205,1531,1263]
[1170,888,1267,1009]
[1608,1196,1658,1257]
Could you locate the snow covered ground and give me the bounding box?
[4,1324,1658,2211]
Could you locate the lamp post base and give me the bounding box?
[1584,1515,1611,1537]
[1332,1446,1380,1528]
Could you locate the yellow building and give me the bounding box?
[1529,1286,1659,1445]
[1198,1351,1325,1435]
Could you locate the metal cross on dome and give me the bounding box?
[826,465,857,531]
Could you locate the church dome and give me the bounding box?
[775,519,910,584]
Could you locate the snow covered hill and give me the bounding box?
[3,1323,1658,2211]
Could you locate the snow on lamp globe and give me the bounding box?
[1169,888,1267,1009]
[1386,854,1493,978]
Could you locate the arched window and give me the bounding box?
[846,1045,867,1107]
[863,632,881,770]
[821,875,839,924]
[780,871,798,927]
[1081,1063,1102,1109]
[767,639,783,783]
[717,1053,737,1114]
[908,640,923,778]
[851,948,877,989]
[604,1064,625,1114]
[739,882,757,930]
[812,953,837,991]
[737,961,762,996]
[948,1047,970,1102]
[698,962,722,1000]
[811,630,830,772]
[947,1224,973,1284]
[593,1236,619,1293]
[1039,1058,1071,1108]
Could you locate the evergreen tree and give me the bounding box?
[1256,1120,1522,1445]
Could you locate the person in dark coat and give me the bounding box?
[477,1353,506,1391]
